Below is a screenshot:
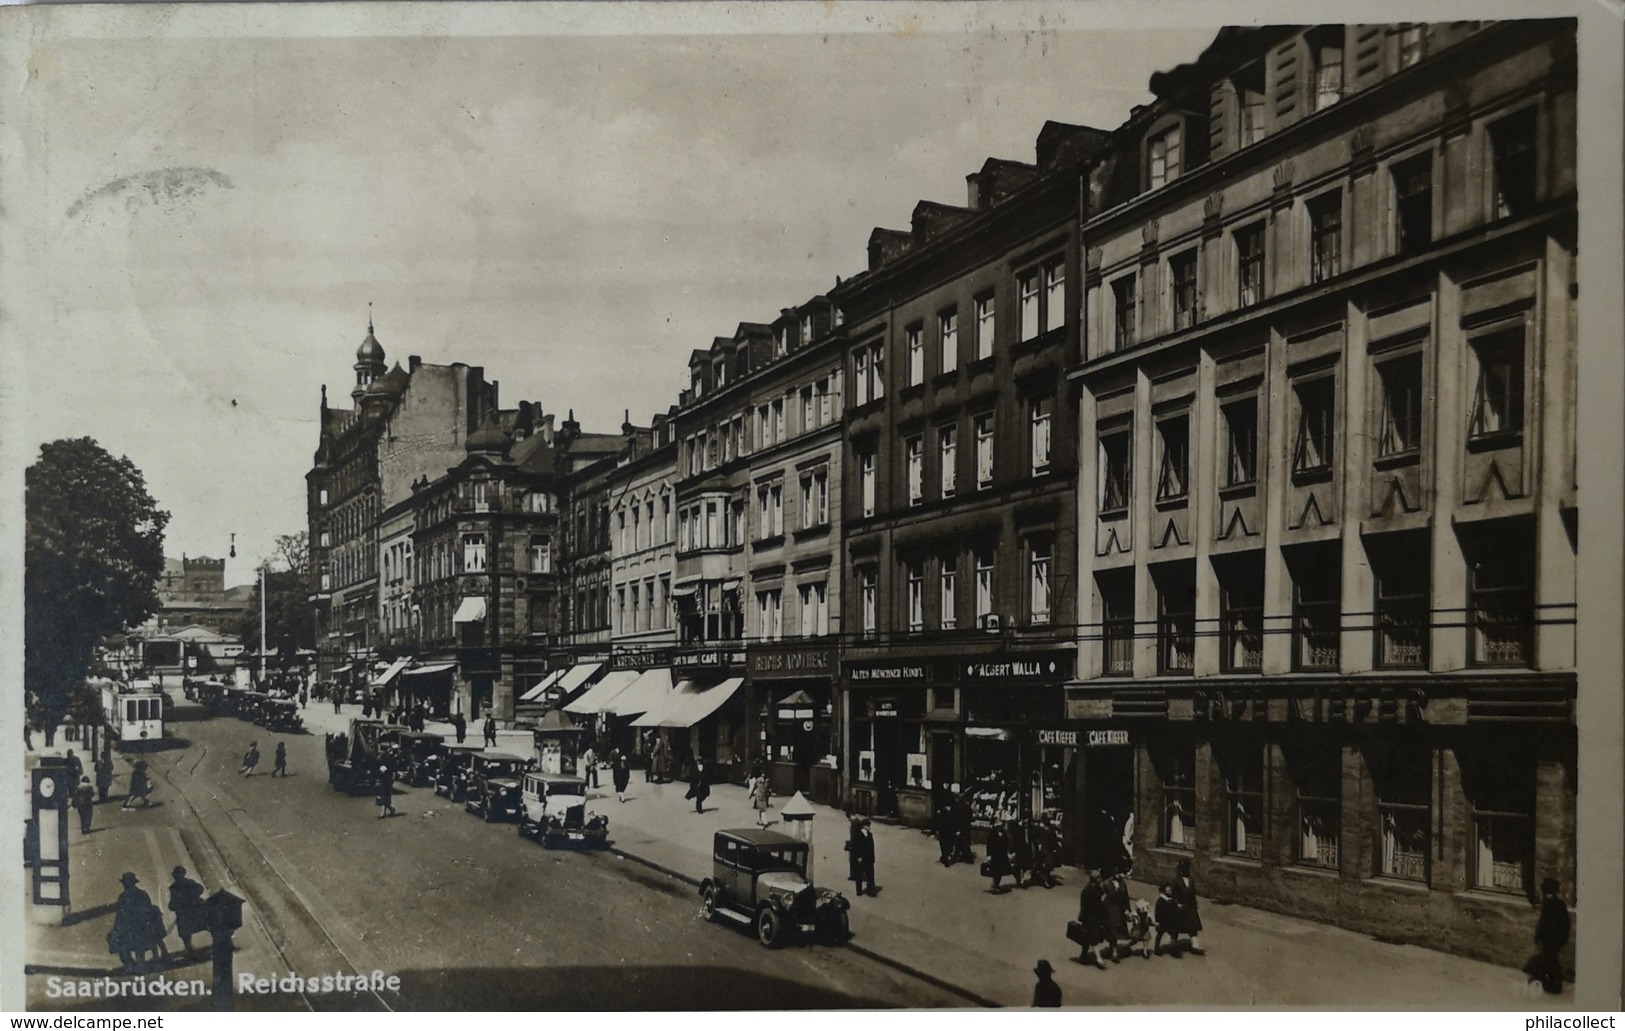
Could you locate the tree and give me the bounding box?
[26,438,169,744]
[237,552,315,661]
[273,531,309,579]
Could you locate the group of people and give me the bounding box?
[1070,859,1203,969]
[581,746,635,803]
[65,750,154,835]
[107,866,211,973]
[981,815,1064,893]
[239,741,288,777]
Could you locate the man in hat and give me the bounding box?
[72,776,97,835]
[240,742,260,777]
[1528,877,1571,994]
[375,765,396,818]
[122,760,152,809]
[483,715,498,749]
[1031,959,1062,1007]
[168,866,206,956]
[95,756,114,803]
[272,742,288,778]
[109,872,163,972]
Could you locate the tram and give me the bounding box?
[98,677,167,748]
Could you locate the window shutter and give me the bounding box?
[1348,25,1387,92]
[1209,81,1232,162]
[1270,38,1303,129]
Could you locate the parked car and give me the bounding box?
[434,743,486,801]
[393,730,446,787]
[464,751,532,822]
[518,773,608,848]
[260,697,303,733]
[698,828,850,948]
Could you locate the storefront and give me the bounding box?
[633,645,748,784]
[843,659,936,823]
[747,643,839,804]
[399,662,456,717]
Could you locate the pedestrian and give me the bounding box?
[95,757,114,804]
[453,712,467,745]
[984,822,1011,894]
[649,735,667,784]
[1032,814,1059,888]
[1011,818,1034,890]
[298,687,308,709]
[685,759,710,814]
[122,760,152,809]
[108,872,166,973]
[240,741,260,776]
[1072,871,1109,969]
[1153,883,1180,956]
[612,752,631,803]
[1525,877,1571,994]
[167,866,206,957]
[1171,858,1204,954]
[332,687,342,714]
[483,715,497,748]
[1101,870,1131,962]
[272,742,288,778]
[73,776,96,835]
[1031,959,1062,1008]
[582,746,599,789]
[933,795,956,866]
[852,818,878,896]
[750,772,772,827]
[66,749,84,786]
[375,765,396,818]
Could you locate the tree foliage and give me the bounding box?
[25,438,169,730]
[237,533,315,661]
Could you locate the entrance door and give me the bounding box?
[1079,745,1136,873]
[931,732,956,796]
[872,720,907,817]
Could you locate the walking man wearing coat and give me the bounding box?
[847,817,878,896]
[168,866,207,957]
[1527,877,1570,994]
[685,759,710,814]
[73,776,97,835]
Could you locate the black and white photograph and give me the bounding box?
[4,0,1621,1015]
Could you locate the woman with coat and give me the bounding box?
[750,772,772,827]
[375,765,396,818]
[846,817,877,896]
[612,752,632,804]
[1010,819,1034,890]
[985,822,1012,894]
[1101,871,1132,961]
[1171,858,1204,954]
[685,759,710,814]
[1074,872,1109,969]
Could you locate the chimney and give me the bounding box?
[540,413,555,444]
[966,172,983,210]
[409,355,422,372]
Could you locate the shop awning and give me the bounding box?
[519,668,567,703]
[402,662,457,679]
[332,664,353,675]
[453,597,487,624]
[602,667,673,717]
[670,585,698,598]
[721,578,743,591]
[965,726,1013,741]
[554,662,604,698]
[633,677,743,729]
[371,657,412,687]
[562,669,641,714]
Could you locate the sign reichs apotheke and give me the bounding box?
[749,646,837,679]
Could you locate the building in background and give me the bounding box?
[1067,21,1576,966]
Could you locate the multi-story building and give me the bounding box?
[830,123,1110,830]
[1068,21,1576,966]
[548,414,627,706]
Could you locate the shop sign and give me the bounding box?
[869,698,900,718]
[1087,730,1130,747]
[749,647,835,678]
[848,663,930,682]
[962,655,1067,680]
[672,648,747,670]
[1037,729,1078,747]
[610,648,671,670]
[778,707,817,721]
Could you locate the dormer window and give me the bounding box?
[801,315,815,347]
[1308,26,1344,112]
[777,326,790,357]
[713,358,727,388]
[1233,62,1266,148]
[1149,125,1183,190]
[692,371,704,399]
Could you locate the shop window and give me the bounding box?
[1393,154,1433,256]
[1236,222,1266,308]
[1309,191,1342,282]
[1462,746,1535,895]
[1154,562,1196,674]
[1155,414,1190,503]
[1293,746,1341,870]
[1027,541,1052,627]
[1377,352,1424,458]
[939,557,958,631]
[1490,108,1538,220]
[1148,123,1183,190]
[1099,570,1134,676]
[1223,397,1258,487]
[1233,61,1266,148]
[906,563,925,633]
[1156,742,1196,849]
[1099,427,1132,514]
[1465,520,1535,667]
[1308,26,1344,111]
[938,308,959,374]
[1113,274,1137,349]
[1291,375,1336,480]
[1370,742,1431,883]
[1217,554,1264,673]
[906,324,926,386]
[1469,328,1525,443]
[1369,532,1430,669]
[1220,742,1265,860]
[906,436,924,506]
[1029,397,1053,475]
[1171,249,1198,330]
[1290,544,1341,671]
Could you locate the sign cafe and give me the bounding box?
[1037,729,1130,747]
[672,648,746,670]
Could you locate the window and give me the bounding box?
[1019,270,1041,341]
[1292,377,1336,478]
[619,511,629,554]
[1113,274,1137,348]
[1309,26,1344,111]
[1027,397,1054,474]
[800,469,829,529]
[1043,261,1066,333]
[658,575,671,629]
[1372,743,1431,883]
[1393,154,1433,255]
[1171,250,1198,331]
[859,570,877,638]
[772,399,785,444]
[529,534,552,574]
[939,309,959,374]
[1099,428,1132,513]
[1234,62,1266,148]
[769,484,783,538]
[1397,24,1426,67]
[1028,541,1052,626]
[756,590,783,642]
[800,387,815,433]
[853,348,870,407]
[662,496,672,543]
[1290,545,1341,671]
[975,551,995,626]
[906,436,924,506]
[1156,415,1190,502]
[1309,191,1343,282]
[1294,747,1341,870]
[974,414,995,489]
[1236,222,1266,307]
[975,295,995,360]
[526,491,550,514]
[1370,532,1429,669]
[678,509,691,552]
[1464,749,1534,895]
[320,531,331,547]
[939,426,957,497]
[1221,742,1265,859]
[817,377,833,424]
[1158,743,1196,848]
[799,582,828,637]
[1099,571,1134,676]
[1218,555,1264,673]
[869,343,885,403]
[1377,353,1424,458]
[1223,398,1258,487]
[802,315,815,348]
[1154,563,1196,674]
[616,588,627,635]
[906,563,925,632]
[646,499,656,544]
[939,558,958,630]
[1148,124,1182,189]
[776,325,790,357]
[1467,522,1535,667]
[705,500,720,549]
[1490,109,1538,220]
[859,451,876,518]
[1469,329,1525,441]
[319,488,329,506]
[462,533,486,573]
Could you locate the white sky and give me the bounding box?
[6,5,1216,584]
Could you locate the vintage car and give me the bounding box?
[260,697,303,733]
[435,743,486,801]
[517,773,608,849]
[463,751,532,822]
[393,730,446,787]
[699,828,851,948]
[326,719,403,795]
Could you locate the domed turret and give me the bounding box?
[466,413,510,454]
[351,310,388,406]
